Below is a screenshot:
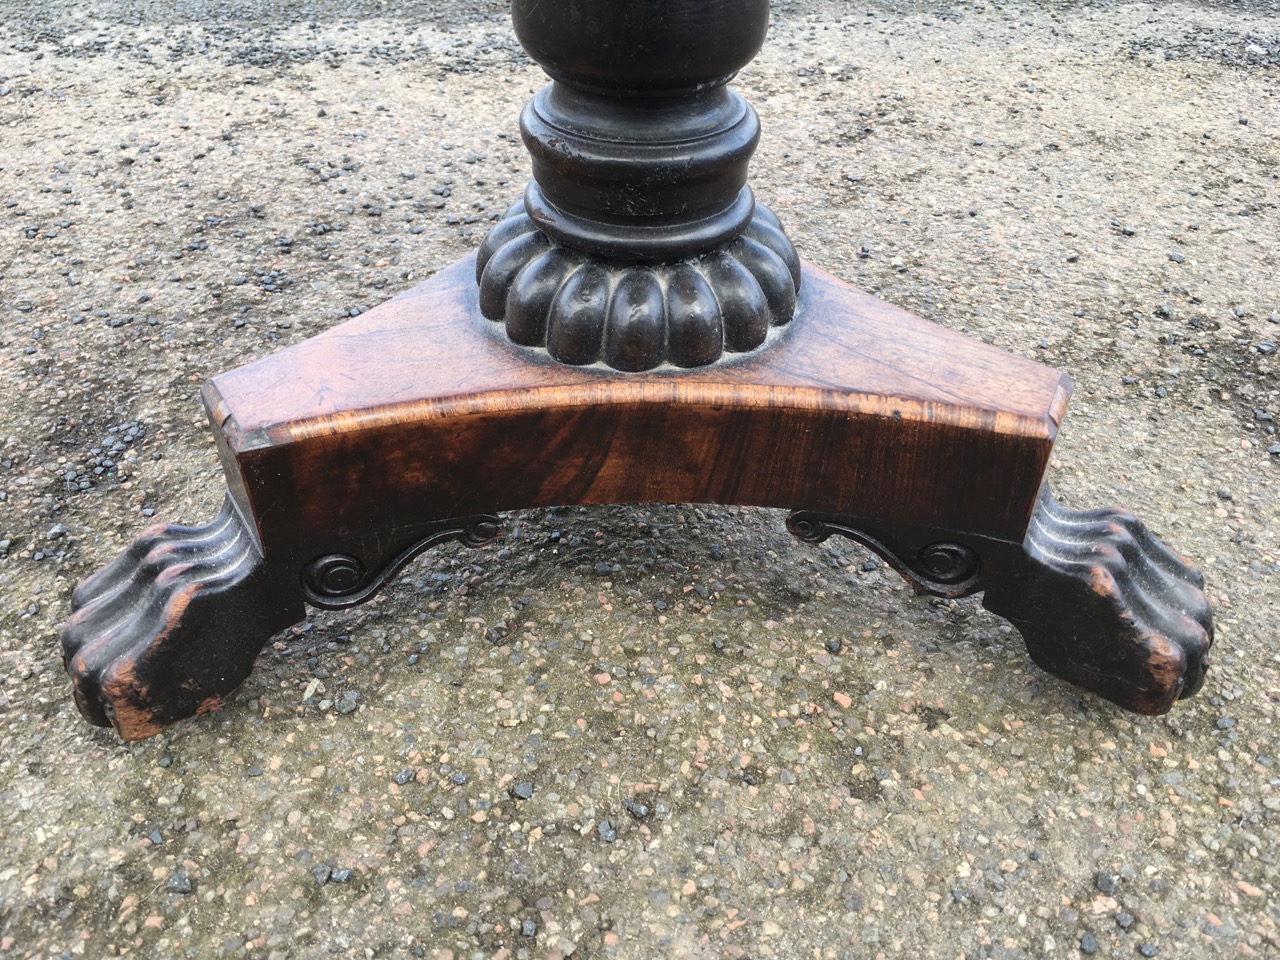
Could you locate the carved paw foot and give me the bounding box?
[788,484,1212,715]
[61,498,302,739]
[983,486,1213,715]
[62,503,504,739]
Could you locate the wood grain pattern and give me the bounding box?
[59,0,1212,739]
[208,257,1071,553]
[63,252,1214,738]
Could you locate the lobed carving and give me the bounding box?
[476,201,802,371]
[61,500,502,739]
[61,497,301,738]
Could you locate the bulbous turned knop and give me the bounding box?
[511,0,770,94]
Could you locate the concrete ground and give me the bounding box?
[1,1,1278,957]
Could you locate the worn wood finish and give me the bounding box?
[61,503,498,739]
[209,257,1069,548]
[61,0,1214,738]
[983,487,1213,714]
[61,498,301,739]
[476,201,801,369]
[60,255,1214,737]
[790,485,1213,715]
[483,0,801,369]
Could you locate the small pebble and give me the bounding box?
[1080,931,1099,955]
[510,781,534,800]
[597,819,618,843]
[166,871,193,894]
[335,692,360,715]
[623,798,651,821]
[312,865,332,886]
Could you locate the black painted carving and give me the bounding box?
[982,486,1213,715]
[789,485,1213,715]
[477,202,801,370]
[59,0,1215,744]
[511,0,770,261]
[301,516,501,609]
[789,513,982,597]
[61,497,301,738]
[476,0,801,370]
[61,500,502,739]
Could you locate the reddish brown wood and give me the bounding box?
[59,0,1213,740]
[209,257,1070,550]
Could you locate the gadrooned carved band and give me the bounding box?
[301,516,501,610]
[475,200,802,372]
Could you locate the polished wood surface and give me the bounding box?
[209,257,1070,552]
[65,258,1215,739]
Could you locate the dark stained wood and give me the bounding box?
[475,202,801,369]
[60,253,1215,739]
[66,259,1081,739]
[983,487,1213,714]
[511,0,769,259]
[61,498,302,739]
[790,485,1213,715]
[62,500,500,740]
[487,0,799,368]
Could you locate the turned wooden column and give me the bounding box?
[478,0,799,370]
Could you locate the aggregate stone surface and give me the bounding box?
[1,1,1278,958]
